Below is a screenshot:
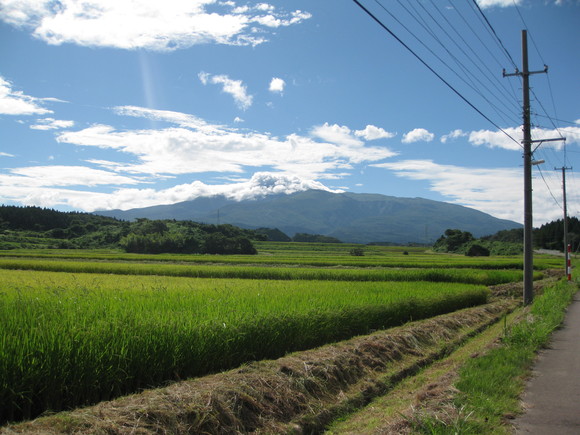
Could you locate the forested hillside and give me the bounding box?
[0,205,262,254]
[432,218,580,256]
[534,217,580,251]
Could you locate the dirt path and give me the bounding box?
[513,290,580,434]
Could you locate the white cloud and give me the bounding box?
[477,0,523,8]
[269,77,285,93]
[354,125,396,141]
[55,106,396,180]
[0,0,311,50]
[0,76,53,116]
[198,72,253,110]
[311,123,364,147]
[1,165,141,188]
[115,105,215,131]
[372,159,564,225]
[0,152,15,157]
[30,118,75,130]
[441,129,467,143]
[467,126,578,150]
[2,105,398,212]
[0,171,340,212]
[402,128,435,143]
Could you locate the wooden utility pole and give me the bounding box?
[557,166,573,280]
[503,30,549,305]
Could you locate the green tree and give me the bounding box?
[433,229,474,253]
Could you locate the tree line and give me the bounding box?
[0,206,262,254]
[434,218,579,256]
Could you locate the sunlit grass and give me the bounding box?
[0,258,542,285]
[0,269,488,422]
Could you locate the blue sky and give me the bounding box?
[1,0,579,226]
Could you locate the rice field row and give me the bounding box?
[0,258,543,285]
[0,247,562,269]
[0,269,489,423]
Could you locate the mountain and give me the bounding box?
[96,190,522,244]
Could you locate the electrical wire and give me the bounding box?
[428,0,521,111]
[511,0,567,146]
[532,114,579,126]
[536,164,562,209]
[397,0,522,126]
[351,0,522,148]
[471,0,519,70]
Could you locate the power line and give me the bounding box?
[351,0,522,147]
[536,165,562,209]
[383,0,521,126]
[532,114,579,126]
[471,0,519,70]
[447,0,523,114]
[428,0,521,111]
[399,0,522,125]
[511,0,566,144]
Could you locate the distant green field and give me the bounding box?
[0,243,562,269]
[0,258,543,285]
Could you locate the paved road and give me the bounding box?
[514,290,580,434]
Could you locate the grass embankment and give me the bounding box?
[329,266,577,434]
[0,269,487,423]
[440,272,578,433]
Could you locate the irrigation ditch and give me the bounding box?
[1,271,564,434]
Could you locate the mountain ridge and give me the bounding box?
[96,190,521,244]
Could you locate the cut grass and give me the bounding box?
[325,306,522,434]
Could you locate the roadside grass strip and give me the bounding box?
[401,272,578,434]
[2,300,515,434]
[447,276,578,432]
[0,270,488,424]
[0,258,543,285]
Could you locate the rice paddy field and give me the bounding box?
[0,242,562,424]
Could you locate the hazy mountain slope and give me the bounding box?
[97,190,521,244]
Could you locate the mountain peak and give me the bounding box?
[97,189,521,244]
[222,172,343,202]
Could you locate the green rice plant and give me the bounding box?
[0,247,562,270]
[0,270,488,423]
[0,258,542,285]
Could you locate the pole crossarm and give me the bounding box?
[531,137,566,143]
[532,137,566,153]
[502,65,548,77]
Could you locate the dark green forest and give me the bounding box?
[433,218,579,256]
[534,217,580,251]
[0,205,262,254]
